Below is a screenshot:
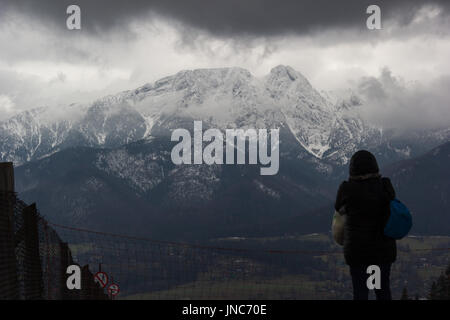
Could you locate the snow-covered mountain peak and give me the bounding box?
[152,67,253,93]
[269,65,308,81]
[266,65,313,91]
[1,66,448,166]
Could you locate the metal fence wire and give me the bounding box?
[0,191,19,299]
[0,191,108,300]
[2,190,450,300]
[49,222,450,300]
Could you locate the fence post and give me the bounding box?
[0,162,19,299]
[81,264,93,300]
[80,264,109,300]
[23,203,44,299]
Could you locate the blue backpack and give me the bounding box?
[384,198,412,239]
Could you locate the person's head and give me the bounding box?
[349,150,379,178]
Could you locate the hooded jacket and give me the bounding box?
[334,150,396,265]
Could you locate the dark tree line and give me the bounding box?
[429,264,450,300]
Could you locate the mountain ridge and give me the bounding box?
[3,65,446,168]
[5,65,448,238]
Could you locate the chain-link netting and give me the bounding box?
[1,191,108,300]
[0,191,19,299]
[51,223,450,300]
[2,190,450,300]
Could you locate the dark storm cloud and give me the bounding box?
[1,0,449,37]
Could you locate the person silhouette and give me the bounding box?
[334,150,396,300]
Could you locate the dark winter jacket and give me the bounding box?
[334,150,397,266]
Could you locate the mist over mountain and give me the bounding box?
[3,66,448,166]
[2,66,449,239]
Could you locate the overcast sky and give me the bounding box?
[0,0,449,129]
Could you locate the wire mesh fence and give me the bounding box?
[0,191,19,299]
[50,223,450,300]
[50,223,347,299]
[0,191,108,300]
[2,189,450,300]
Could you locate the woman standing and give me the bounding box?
[334,150,396,300]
